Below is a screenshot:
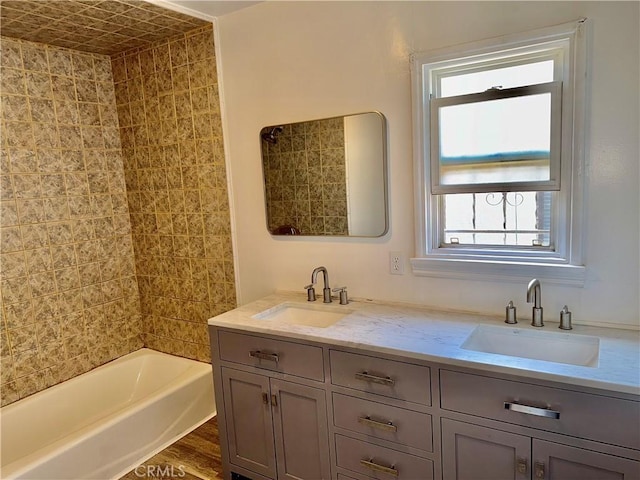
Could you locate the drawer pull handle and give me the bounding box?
[358,416,398,433]
[355,371,395,386]
[534,461,546,479]
[249,350,279,363]
[360,459,398,477]
[504,402,560,419]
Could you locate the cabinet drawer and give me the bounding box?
[330,350,431,406]
[333,393,433,452]
[335,434,434,480]
[218,331,324,381]
[440,369,640,450]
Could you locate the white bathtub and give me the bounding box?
[0,348,216,480]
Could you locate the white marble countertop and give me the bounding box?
[208,291,640,396]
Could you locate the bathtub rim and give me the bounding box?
[1,348,216,479]
[110,409,216,479]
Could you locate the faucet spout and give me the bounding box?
[526,278,541,308]
[311,266,332,303]
[526,278,543,327]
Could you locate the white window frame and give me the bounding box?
[410,19,588,285]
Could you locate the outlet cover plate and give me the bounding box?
[389,251,405,275]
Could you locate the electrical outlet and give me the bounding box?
[389,251,405,275]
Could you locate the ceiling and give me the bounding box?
[0,0,211,55]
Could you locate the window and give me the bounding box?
[411,20,588,284]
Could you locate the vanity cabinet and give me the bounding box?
[442,418,640,480]
[332,393,433,452]
[329,350,432,406]
[440,369,640,480]
[442,419,531,480]
[214,331,331,480]
[335,434,434,480]
[218,330,325,382]
[221,368,276,478]
[210,325,640,480]
[221,368,330,480]
[533,439,640,479]
[440,369,640,450]
[329,350,435,480]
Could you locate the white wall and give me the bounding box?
[215,1,639,328]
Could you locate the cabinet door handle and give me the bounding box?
[516,457,528,474]
[355,371,395,386]
[271,394,278,407]
[249,350,279,364]
[360,459,398,477]
[504,402,560,419]
[534,461,546,479]
[358,416,398,433]
[262,392,269,405]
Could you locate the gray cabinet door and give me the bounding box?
[222,368,277,479]
[271,378,331,480]
[533,439,640,480]
[442,418,531,480]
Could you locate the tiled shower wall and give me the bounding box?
[112,25,235,362]
[0,24,234,406]
[0,37,142,406]
[261,117,348,235]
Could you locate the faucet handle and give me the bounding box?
[505,300,517,324]
[304,284,316,302]
[332,286,349,305]
[559,305,572,330]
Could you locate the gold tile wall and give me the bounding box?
[262,118,348,235]
[0,0,208,56]
[111,25,235,362]
[0,36,143,406]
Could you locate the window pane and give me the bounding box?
[438,93,551,186]
[443,191,552,247]
[440,60,554,97]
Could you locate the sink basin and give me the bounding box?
[461,325,600,367]
[252,302,352,328]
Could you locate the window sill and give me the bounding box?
[410,257,586,286]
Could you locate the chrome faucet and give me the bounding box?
[305,266,332,303]
[526,278,543,327]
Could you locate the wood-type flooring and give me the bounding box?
[120,416,223,480]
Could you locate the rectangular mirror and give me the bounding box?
[260,112,388,237]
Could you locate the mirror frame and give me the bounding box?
[259,112,389,238]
